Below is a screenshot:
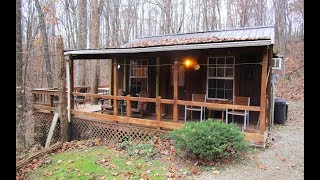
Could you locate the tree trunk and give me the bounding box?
[16,0,26,149]
[76,0,87,86]
[35,0,53,87]
[57,36,68,142]
[90,0,100,105]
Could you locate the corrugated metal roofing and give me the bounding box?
[122,26,274,48]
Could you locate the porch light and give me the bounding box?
[185,59,191,67]
[117,64,120,69]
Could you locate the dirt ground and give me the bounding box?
[195,100,304,180]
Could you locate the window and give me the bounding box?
[207,57,235,99]
[170,65,185,86]
[130,59,148,96]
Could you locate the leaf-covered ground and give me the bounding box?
[27,146,168,179]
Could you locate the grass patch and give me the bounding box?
[28,146,168,179]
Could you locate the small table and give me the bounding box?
[207,108,226,121]
[206,99,232,121]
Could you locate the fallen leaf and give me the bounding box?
[125,161,134,166]
[165,172,175,178]
[136,163,142,169]
[67,160,74,163]
[112,172,119,176]
[57,160,62,164]
[190,167,201,175]
[256,163,267,170]
[280,157,286,161]
[212,170,220,174]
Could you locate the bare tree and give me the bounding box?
[35,0,53,87]
[273,0,288,54]
[90,0,100,105]
[76,0,88,86]
[17,0,26,149]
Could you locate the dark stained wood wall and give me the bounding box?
[110,46,266,121]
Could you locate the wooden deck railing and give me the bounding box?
[31,88,265,145]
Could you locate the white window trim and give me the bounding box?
[129,59,149,95]
[206,56,235,100]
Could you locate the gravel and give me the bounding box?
[195,100,304,180]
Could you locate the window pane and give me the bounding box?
[225,68,233,77]
[131,68,135,76]
[216,79,224,89]
[226,58,233,65]
[217,68,224,77]
[208,89,216,98]
[225,90,233,99]
[208,58,216,65]
[209,68,216,77]
[225,80,233,90]
[217,58,225,66]
[208,79,216,88]
[217,90,224,99]
[143,67,148,76]
[142,60,147,65]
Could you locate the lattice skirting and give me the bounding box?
[33,112,61,146]
[33,112,165,146]
[71,117,164,143]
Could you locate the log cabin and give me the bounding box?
[32,26,275,146]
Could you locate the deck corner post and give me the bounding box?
[57,35,69,142]
[259,47,268,134]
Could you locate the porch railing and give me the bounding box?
[31,88,265,145]
[31,89,261,130]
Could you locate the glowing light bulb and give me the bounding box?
[185,59,191,67]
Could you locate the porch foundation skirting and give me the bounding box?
[33,112,166,146]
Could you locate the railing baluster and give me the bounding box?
[126,95,131,118]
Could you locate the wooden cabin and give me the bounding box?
[32,26,275,146]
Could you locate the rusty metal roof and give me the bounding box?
[122,26,274,48]
[64,26,274,57]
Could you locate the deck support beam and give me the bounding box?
[259,47,268,134]
[173,60,179,123]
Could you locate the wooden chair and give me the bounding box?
[226,96,250,130]
[131,90,150,118]
[100,89,124,114]
[184,94,206,121]
[74,87,87,108]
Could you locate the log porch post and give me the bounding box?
[259,47,268,134]
[173,60,179,123]
[113,60,118,116]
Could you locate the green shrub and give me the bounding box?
[166,119,248,161]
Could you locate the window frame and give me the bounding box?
[129,59,149,96]
[206,56,235,100]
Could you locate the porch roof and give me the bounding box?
[64,26,274,57]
